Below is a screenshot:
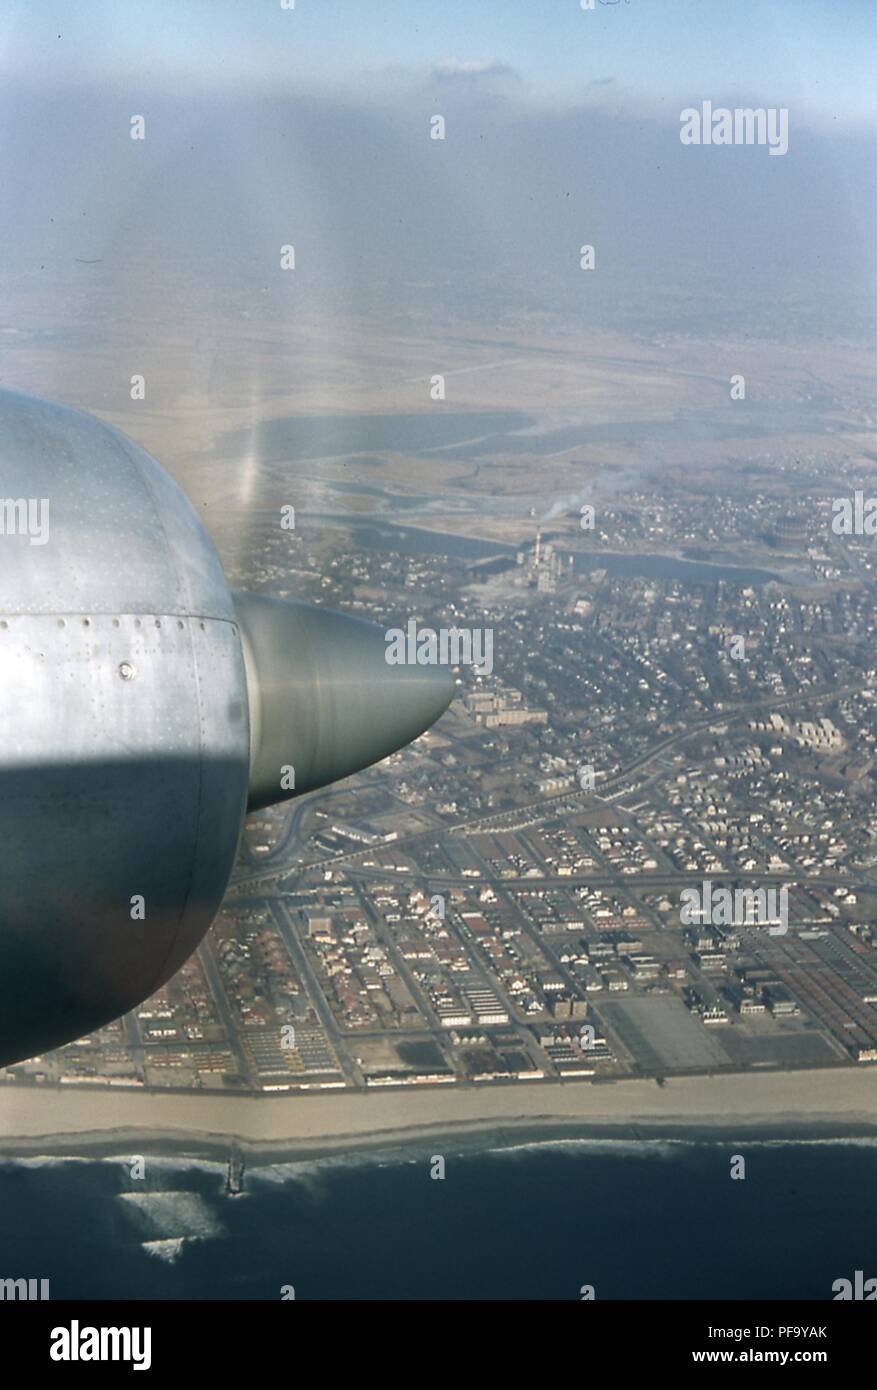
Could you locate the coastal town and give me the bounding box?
[7,439,877,1100]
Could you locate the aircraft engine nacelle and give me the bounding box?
[0,389,453,1065]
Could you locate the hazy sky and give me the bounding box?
[1,1,875,126]
[1,2,875,351]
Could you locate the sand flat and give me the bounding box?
[1,1068,876,1157]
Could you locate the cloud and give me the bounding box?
[432,57,519,83]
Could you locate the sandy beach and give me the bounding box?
[1,1067,876,1162]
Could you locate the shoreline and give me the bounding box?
[2,1066,877,1165]
[3,1118,877,1172]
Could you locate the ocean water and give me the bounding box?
[0,1140,874,1300]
